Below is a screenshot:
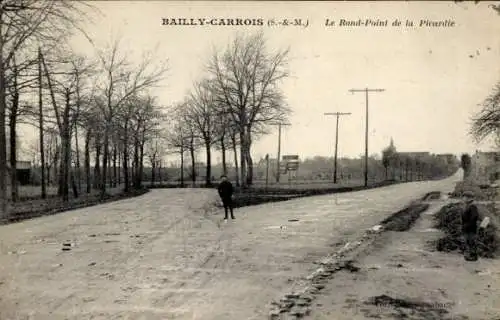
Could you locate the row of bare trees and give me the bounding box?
[1,1,94,214]
[0,1,169,217]
[0,1,292,221]
[167,32,292,188]
[381,139,459,181]
[31,42,168,202]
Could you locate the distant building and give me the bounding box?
[397,152,430,159]
[472,150,500,183]
[6,160,32,185]
[436,153,457,164]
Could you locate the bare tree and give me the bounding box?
[0,0,96,216]
[186,79,219,186]
[381,139,397,180]
[180,108,200,186]
[145,131,167,186]
[230,126,241,186]
[4,51,39,201]
[207,32,291,187]
[471,81,500,145]
[81,107,98,193]
[39,49,94,201]
[131,95,163,189]
[212,113,233,177]
[166,105,191,187]
[93,37,168,196]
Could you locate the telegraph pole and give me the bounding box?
[348,88,385,187]
[324,112,351,184]
[272,122,291,183]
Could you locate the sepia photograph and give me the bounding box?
[0,1,499,319]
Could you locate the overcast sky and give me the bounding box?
[21,1,500,162]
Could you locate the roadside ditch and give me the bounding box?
[268,192,438,319]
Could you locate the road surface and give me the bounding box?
[0,172,461,320]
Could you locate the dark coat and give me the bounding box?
[217,180,234,200]
[462,203,479,234]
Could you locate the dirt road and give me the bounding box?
[0,174,461,320]
[308,195,500,320]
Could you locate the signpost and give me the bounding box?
[282,155,300,185]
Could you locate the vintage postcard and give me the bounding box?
[0,1,499,319]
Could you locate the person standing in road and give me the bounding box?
[461,191,487,261]
[217,175,235,222]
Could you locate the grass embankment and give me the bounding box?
[3,188,148,225]
[231,180,399,208]
[433,181,499,258]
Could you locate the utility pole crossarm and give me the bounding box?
[349,89,385,93]
[324,112,352,116]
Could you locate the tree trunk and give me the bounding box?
[61,89,71,202]
[239,131,247,188]
[189,143,196,186]
[244,127,253,186]
[0,21,8,216]
[70,169,78,198]
[205,140,212,186]
[74,124,81,192]
[41,51,66,199]
[100,126,109,197]
[158,160,162,183]
[9,85,19,202]
[245,148,253,186]
[133,136,140,189]
[112,145,117,188]
[94,133,101,189]
[53,143,59,188]
[38,48,46,199]
[180,147,185,187]
[221,136,227,176]
[151,156,156,186]
[108,146,112,187]
[123,141,129,193]
[131,153,135,185]
[58,143,64,197]
[139,140,145,188]
[231,132,239,186]
[130,154,134,185]
[117,145,121,186]
[85,129,91,194]
[405,160,409,182]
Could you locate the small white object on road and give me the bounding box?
[367,225,383,233]
[264,226,282,229]
[306,267,325,280]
